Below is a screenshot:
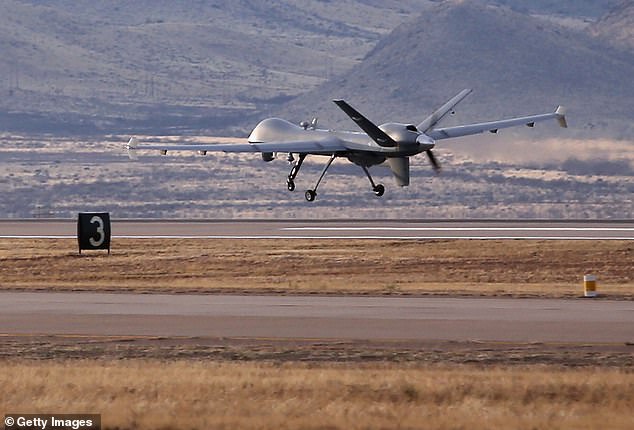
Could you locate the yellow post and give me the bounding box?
[584,274,597,297]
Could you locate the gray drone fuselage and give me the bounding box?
[247,117,434,168]
[126,90,566,201]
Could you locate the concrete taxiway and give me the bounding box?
[1,219,633,239]
[1,292,632,343]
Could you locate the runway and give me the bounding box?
[1,219,633,239]
[1,292,632,343]
[2,220,632,347]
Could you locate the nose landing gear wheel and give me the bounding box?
[286,153,306,193]
[373,184,385,197]
[305,189,316,202]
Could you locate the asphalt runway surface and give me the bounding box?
[1,292,632,343]
[1,219,633,239]
[2,219,632,347]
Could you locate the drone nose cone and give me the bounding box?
[416,134,435,149]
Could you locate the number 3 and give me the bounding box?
[89,216,105,247]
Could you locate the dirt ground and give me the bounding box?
[1,239,632,297]
[1,335,632,368]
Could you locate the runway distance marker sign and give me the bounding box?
[77,212,111,254]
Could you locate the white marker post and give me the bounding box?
[583,274,597,297]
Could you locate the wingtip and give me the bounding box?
[126,136,138,160]
[555,106,568,128]
[126,136,138,149]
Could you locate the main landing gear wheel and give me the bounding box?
[305,189,316,202]
[287,180,295,191]
[360,165,385,198]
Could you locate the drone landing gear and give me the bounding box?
[286,153,306,192]
[286,155,383,202]
[361,165,385,197]
[305,189,316,202]
[305,154,336,202]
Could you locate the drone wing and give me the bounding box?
[333,99,397,147]
[428,106,567,140]
[126,136,348,159]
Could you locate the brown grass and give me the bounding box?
[0,239,632,297]
[1,360,632,430]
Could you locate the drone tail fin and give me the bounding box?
[387,157,410,187]
[417,89,472,132]
[555,106,568,128]
[126,137,138,160]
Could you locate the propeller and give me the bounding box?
[416,134,440,173]
[425,149,441,172]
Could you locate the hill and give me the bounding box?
[589,1,634,50]
[0,0,629,135]
[493,0,620,17]
[273,1,634,138]
[0,0,431,133]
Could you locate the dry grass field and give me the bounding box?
[1,361,633,430]
[0,239,632,297]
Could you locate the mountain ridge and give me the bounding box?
[1,0,427,133]
[590,0,634,50]
[0,0,631,135]
[272,1,634,138]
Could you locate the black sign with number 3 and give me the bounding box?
[77,212,111,254]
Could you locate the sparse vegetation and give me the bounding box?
[0,135,632,219]
[1,361,632,430]
[1,238,632,297]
